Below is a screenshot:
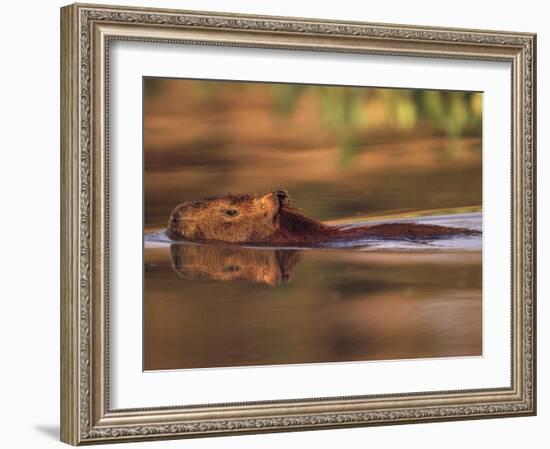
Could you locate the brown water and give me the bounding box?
[142,79,482,371]
[144,236,481,371]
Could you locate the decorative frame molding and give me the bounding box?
[60,2,536,445]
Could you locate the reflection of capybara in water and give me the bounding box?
[167,190,480,244]
[170,244,299,286]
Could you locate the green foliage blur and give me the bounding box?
[145,79,482,167]
[273,84,482,166]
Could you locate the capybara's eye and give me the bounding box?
[223,209,239,217]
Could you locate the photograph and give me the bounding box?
[143,78,483,371]
[57,2,537,444]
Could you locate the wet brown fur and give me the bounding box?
[168,190,480,244]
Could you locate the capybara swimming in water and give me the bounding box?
[167,190,480,244]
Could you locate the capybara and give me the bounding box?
[167,190,480,244]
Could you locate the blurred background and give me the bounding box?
[143,78,482,229]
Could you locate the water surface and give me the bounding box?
[144,213,482,370]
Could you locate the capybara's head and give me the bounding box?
[168,190,291,243]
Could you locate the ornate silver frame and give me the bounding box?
[60,2,536,445]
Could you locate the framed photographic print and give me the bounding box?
[60,3,537,445]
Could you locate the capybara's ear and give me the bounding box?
[260,191,281,216]
[275,189,290,207]
[261,190,291,212]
